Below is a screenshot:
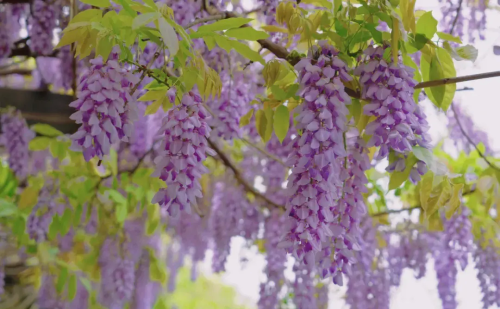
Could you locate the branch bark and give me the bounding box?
[0,68,32,76]
[207,138,285,209]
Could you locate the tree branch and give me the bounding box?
[198,7,500,99]
[241,137,287,167]
[207,138,284,209]
[184,13,228,29]
[451,103,500,171]
[449,0,464,35]
[0,69,32,76]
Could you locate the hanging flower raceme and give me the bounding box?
[208,72,251,141]
[346,219,390,309]
[292,261,317,309]
[280,42,352,268]
[29,0,59,55]
[433,207,473,309]
[258,210,287,309]
[152,88,214,217]
[474,238,500,309]
[317,136,370,285]
[0,109,35,180]
[130,250,161,309]
[57,46,74,91]
[69,55,139,161]
[355,45,431,183]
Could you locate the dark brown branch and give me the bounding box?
[0,0,31,3]
[0,68,32,76]
[9,45,59,58]
[451,103,500,171]
[449,0,464,35]
[207,138,284,209]
[415,71,500,89]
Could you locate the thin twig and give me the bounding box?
[207,138,284,209]
[0,68,31,76]
[456,86,474,92]
[451,103,500,171]
[449,0,464,35]
[415,71,500,89]
[129,50,161,96]
[242,138,287,167]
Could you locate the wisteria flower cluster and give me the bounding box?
[0,109,35,180]
[69,55,139,161]
[281,42,351,263]
[29,0,59,55]
[152,89,214,217]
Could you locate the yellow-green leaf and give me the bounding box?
[67,273,78,301]
[56,267,69,294]
[273,105,289,143]
[158,17,178,56]
[400,0,416,33]
[425,178,451,218]
[388,154,418,190]
[240,109,254,127]
[145,99,162,115]
[261,25,288,33]
[50,139,67,161]
[19,187,39,209]
[437,32,462,44]
[225,27,270,40]
[31,123,63,137]
[420,171,434,211]
[197,17,252,32]
[29,136,51,151]
[446,183,464,219]
[416,11,437,39]
[132,12,160,30]
[230,40,265,64]
[255,109,267,142]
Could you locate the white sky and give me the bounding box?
[199,0,500,308]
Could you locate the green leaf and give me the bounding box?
[240,109,254,128]
[350,30,372,46]
[197,17,252,32]
[335,20,348,37]
[425,178,451,218]
[388,154,418,190]
[116,202,128,223]
[273,105,289,143]
[13,216,25,238]
[56,267,69,294]
[108,190,127,205]
[413,146,447,175]
[0,199,17,217]
[213,35,233,53]
[50,139,67,161]
[79,0,110,8]
[437,31,462,43]
[230,40,265,64]
[29,136,51,151]
[446,183,464,219]
[96,35,114,62]
[419,171,434,211]
[67,273,78,301]
[60,208,73,236]
[225,27,269,40]
[48,215,61,241]
[421,46,456,111]
[158,17,178,56]
[108,149,118,176]
[113,0,136,16]
[19,187,39,209]
[416,11,437,39]
[132,12,160,29]
[31,124,63,137]
[365,24,383,43]
[444,42,478,62]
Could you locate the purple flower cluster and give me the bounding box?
[163,0,202,27]
[292,261,317,309]
[258,210,287,309]
[346,218,390,309]
[316,283,329,309]
[474,239,500,309]
[316,136,370,285]
[98,238,136,308]
[0,11,11,58]
[57,46,74,91]
[258,0,279,25]
[355,45,431,184]
[0,109,35,180]
[448,103,492,155]
[38,275,67,309]
[29,0,59,55]
[439,0,486,42]
[433,208,473,309]
[208,72,251,141]
[280,42,352,270]
[130,102,154,157]
[0,263,4,298]
[151,89,214,217]
[130,251,161,309]
[356,46,431,157]
[210,182,246,272]
[69,55,139,161]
